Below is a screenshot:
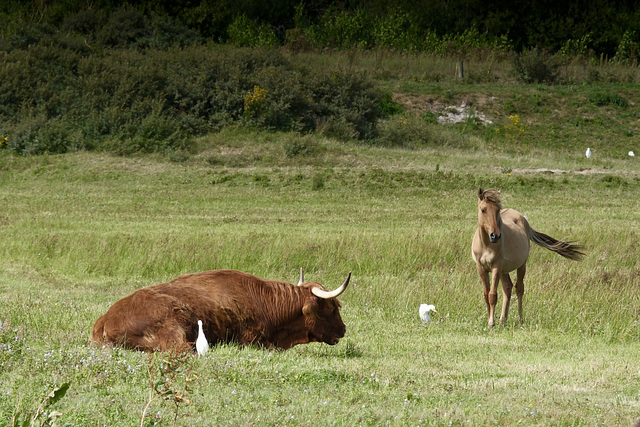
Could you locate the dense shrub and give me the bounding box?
[309,72,381,139]
[227,14,279,48]
[612,30,640,64]
[301,8,511,56]
[371,7,422,51]
[8,112,80,155]
[0,44,383,155]
[0,6,200,53]
[305,7,371,49]
[144,13,202,49]
[62,8,107,37]
[511,48,560,84]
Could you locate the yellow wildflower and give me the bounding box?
[244,85,268,110]
[504,114,526,141]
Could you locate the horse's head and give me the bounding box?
[477,187,502,243]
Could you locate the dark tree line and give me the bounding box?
[2,0,640,55]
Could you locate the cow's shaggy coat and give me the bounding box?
[92,269,350,351]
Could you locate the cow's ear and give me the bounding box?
[302,300,317,316]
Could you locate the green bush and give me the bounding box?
[140,13,202,50]
[0,7,200,52]
[371,7,422,51]
[227,14,279,48]
[97,6,149,48]
[306,7,371,49]
[511,48,560,84]
[8,112,79,155]
[0,44,383,155]
[62,9,106,39]
[309,72,381,139]
[442,27,490,55]
[378,93,404,117]
[559,33,593,58]
[612,30,639,64]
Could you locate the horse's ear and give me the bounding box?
[498,188,502,194]
[478,187,484,200]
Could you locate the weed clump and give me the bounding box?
[142,351,196,427]
[588,92,629,107]
[312,172,326,190]
[283,134,320,158]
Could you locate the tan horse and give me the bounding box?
[471,187,584,326]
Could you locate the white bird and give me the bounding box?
[196,320,208,356]
[629,151,635,157]
[586,147,592,158]
[419,304,437,324]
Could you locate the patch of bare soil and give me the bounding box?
[392,93,494,124]
[392,93,441,115]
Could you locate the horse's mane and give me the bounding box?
[481,188,502,209]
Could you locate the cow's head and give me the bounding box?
[299,272,350,346]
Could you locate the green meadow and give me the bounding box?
[2,56,640,425]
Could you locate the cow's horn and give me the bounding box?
[311,273,351,299]
[297,267,304,286]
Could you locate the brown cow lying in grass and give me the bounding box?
[91,269,350,351]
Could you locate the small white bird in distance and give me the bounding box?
[196,319,209,356]
[419,304,437,324]
[629,151,635,157]
[586,147,592,158]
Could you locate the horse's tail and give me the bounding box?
[529,228,585,261]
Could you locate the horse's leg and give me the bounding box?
[476,264,491,322]
[488,267,501,327]
[515,264,526,323]
[499,273,514,325]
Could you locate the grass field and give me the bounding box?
[2,63,640,425]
